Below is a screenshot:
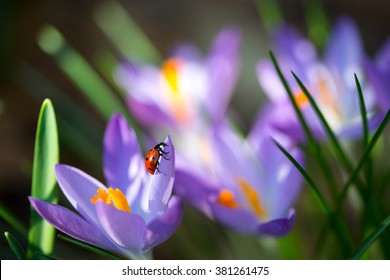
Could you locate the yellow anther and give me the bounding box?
[216,189,239,209]
[90,188,131,213]
[236,178,267,220]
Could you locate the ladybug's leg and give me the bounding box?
[155,166,166,176]
[160,151,170,160]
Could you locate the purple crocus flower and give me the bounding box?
[29,113,182,259]
[365,38,390,113]
[115,26,241,131]
[257,17,381,142]
[174,121,303,236]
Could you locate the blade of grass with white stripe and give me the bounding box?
[351,214,390,259]
[272,138,352,252]
[0,203,28,236]
[269,51,339,199]
[5,232,27,260]
[28,99,59,259]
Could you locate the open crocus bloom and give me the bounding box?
[257,17,381,142]
[29,113,182,259]
[174,121,303,236]
[115,26,241,132]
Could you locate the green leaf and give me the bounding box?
[28,99,59,259]
[0,203,28,236]
[351,214,390,259]
[5,232,27,260]
[272,138,352,253]
[58,235,123,260]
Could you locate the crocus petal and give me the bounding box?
[325,17,363,119]
[55,164,106,226]
[103,113,145,203]
[144,195,183,250]
[127,98,177,129]
[256,60,289,102]
[96,201,146,252]
[174,169,218,217]
[209,201,259,233]
[257,209,295,236]
[205,27,241,121]
[29,197,116,251]
[142,136,175,221]
[365,59,390,111]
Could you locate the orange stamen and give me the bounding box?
[237,178,267,220]
[162,58,182,92]
[90,188,131,213]
[216,189,239,209]
[294,90,309,108]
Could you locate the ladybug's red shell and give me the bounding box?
[145,149,160,174]
[144,142,169,175]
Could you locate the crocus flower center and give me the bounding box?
[161,57,191,124]
[237,178,267,220]
[316,75,342,118]
[90,188,131,213]
[294,90,309,108]
[216,189,239,209]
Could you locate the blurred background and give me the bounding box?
[1,0,390,259]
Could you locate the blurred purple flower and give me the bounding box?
[366,38,390,113]
[29,113,182,259]
[257,17,382,142]
[175,121,303,236]
[115,26,241,131]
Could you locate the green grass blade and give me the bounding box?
[351,214,390,259]
[37,25,138,130]
[94,1,161,63]
[5,232,27,260]
[292,71,355,174]
[256,0,283,32]
[0,203,28,236]
[272,138,352,253]
[28,99,59,259]
[302,0,329,50]
[355,74,369,147]
[58,235,123,260]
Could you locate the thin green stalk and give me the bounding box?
[272,138,352,253]
[355,74,369,148]
[351,214,390,259]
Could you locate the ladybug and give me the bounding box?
[145,142,169,175]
